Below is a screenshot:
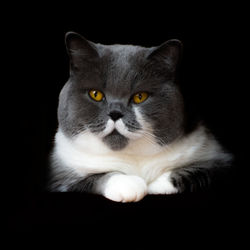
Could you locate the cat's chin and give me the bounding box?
[102,130,129,151]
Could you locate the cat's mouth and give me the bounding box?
[98,118,142,150]
[98,119,142,140]
[102,129,129,151]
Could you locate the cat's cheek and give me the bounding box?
[103,174,147,202]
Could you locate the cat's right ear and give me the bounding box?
[147,39,183,72]
[65,32,99,71]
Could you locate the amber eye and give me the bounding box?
[133,92,149,104]
[89,90,104,102]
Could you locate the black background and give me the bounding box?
[6,3,248,243]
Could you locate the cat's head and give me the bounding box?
[58,32,185,151]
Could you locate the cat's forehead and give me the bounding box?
[97,43,148,60]
[97,44,149,71]
[95,44,151,94]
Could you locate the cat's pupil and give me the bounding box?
[94,91,98,97]
[138,93,142,100]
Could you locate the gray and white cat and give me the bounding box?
[50,32,232,202]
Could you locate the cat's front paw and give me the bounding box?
[148,172,178,195]
[103,174,147,202]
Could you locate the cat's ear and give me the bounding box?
[65,32,99,71]
[148,39,182,71]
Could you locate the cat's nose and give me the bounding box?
[109,111,124,121]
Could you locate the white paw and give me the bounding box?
[148,172,178,195]
[103,174,147,202]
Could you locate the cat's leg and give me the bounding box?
[169,163,212,193]
[99,173,147,202]
[148,160,231,194]
[69,172,147,202]
[147,172,178,195]
[169,160,231,193]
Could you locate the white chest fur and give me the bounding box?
[53,126,228,184]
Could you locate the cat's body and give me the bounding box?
[50,32,232,202]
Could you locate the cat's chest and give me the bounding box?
[55,130,168,182]
[54,127,215,183]
[78,149,174,182]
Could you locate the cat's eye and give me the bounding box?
[133,92,149,104]
[89,90,104,102]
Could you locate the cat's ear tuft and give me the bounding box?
[148,39,183,71]
[65,32,99,60]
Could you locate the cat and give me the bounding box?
[49,31,233,202]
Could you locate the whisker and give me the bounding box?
[126,123,167,147]
[132,129,167,148]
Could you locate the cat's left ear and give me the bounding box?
[65,32,99,57]
[65,32,99,72]
[148,39,183,71]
